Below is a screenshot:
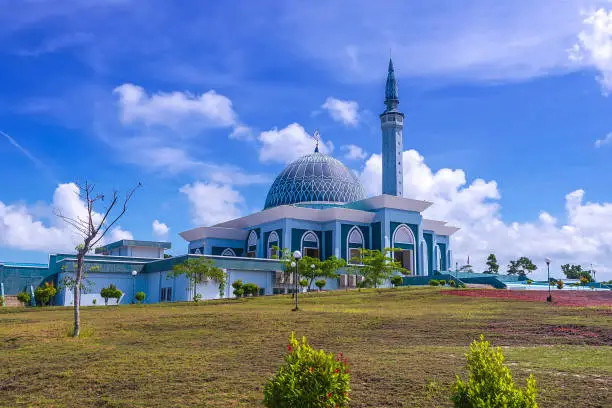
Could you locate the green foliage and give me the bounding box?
[263,332,351,408]
[315,279,326,290]
[390,275,403,287]
[35,282,57,306]
[486,253,499,274]
[526,279,533,285]
[507,257,537,278]
[59,263,98,295]
[274,247,346,290]
[429,280,440,286]
[135,291,146,303]
[438,280,447,286]
[0,296,4,307]
[169,257,226,300]
[232,280,244,297]
[560,264,593,282]
[243,283,260,296]
[452,335,538,408]
[92,298,97,305]
[459,265,473,273]
[100,284,123,305]
[556,280,564,289]
[17,291,31,305]
[449,280,456,287]
[193,293,202,303]
[299,279,308,288]
[351,248,406,288]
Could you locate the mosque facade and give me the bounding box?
[0,60,458,305]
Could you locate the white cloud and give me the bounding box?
[321,97,360,126]
[0,183,134,253]
[569,8,612,95]
[179,182,245,226]
[229,125,255,141]
[360,149,612,281]
[595,132,612,147]
[341,144,367,160]
[152,219,169,240]
[113,83,237,128]
[258,123,334,164]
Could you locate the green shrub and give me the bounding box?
[35,281,57,306]
[233,288,244,298]
[390,275,403,287]
[17,291,31,305]
[263,332,351,408]
[135,291,146,303]
[452,334,537,408]
[315,279,326,291]
[526,279,533,285]
[193,293,202,303]
[438,280,447,286]
[0,296,4,307]
[556,280,564,289]
[100,284,122,305]
[449,280,456,287]
[92,298,97,305]
[243,283,259,296]
[299,278,308,288]
[232,280,244,297]
[429,280,440,286]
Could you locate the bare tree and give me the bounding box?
[56,181,141,337]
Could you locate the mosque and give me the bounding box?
[0,60,459,306]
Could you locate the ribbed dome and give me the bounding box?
[264,152,367,209]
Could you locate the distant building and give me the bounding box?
[1,60,458,305]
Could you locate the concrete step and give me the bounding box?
[3,295,25,307]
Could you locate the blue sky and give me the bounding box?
[1,0,612,280]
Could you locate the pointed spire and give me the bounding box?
[385,58,399,112]
[313,129,320,153]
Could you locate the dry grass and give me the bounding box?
[1,287,611,407]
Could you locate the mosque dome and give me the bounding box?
[264,151,367,209]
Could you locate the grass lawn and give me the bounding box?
[1,287,611,407]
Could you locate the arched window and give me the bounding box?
[301,231,319,259]
[392,224,416,275]
[247,230,258,258]
[422,240,428,276]
[435,245,441,272]
[267,231,279,258]
[221,248,236,257]
[346,226,364,264]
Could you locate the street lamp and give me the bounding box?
[292,250,302,311]
[545,258,551,302]
[131,270,138,304]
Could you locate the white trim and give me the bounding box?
[221,248,236,257]
[247,230,258,247]
[391,224,417,276]
[348,227,364,244]
[422,240,428,276]
[301,230,320,257]
[346,226,364,265]
[435,245,441,271]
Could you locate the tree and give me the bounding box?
[315,279,326,291]
[507,257,537,278]
[486,254,499,274]
[169,257,226,301]
[58,261,99,302]
[273,247,346,290]
[351,248,406,288]
[561,264,593,282]
[56,181,140,337]
[135,291,146,303]
[459,264,473,273]
[35,281,57,306]
[390,275,403,287]
[232,280,244,298]
[100,283,122,305]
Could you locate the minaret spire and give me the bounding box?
[384,58,399,112]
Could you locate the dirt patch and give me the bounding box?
[443,289,612,307]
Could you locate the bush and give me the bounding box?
[452,334,537,408]
[438,280,447,286]
[315,279,326,291]
[232,280,244,297]
[556,280,564,290]
[92,298,97,305]
[449,280,456,287]
[17,291,31,305]
[193,293,202,303]
[429,280,440,286]
[233,288,245,298]
[100,284,122,305]
[35,281,57,306]
[243,283,259,297]
[0,296,4,307]
[135,291,146,303]
[526,279,533,285]
[390,275,403,287]
[299,278,308,288]
[263,332,351,407]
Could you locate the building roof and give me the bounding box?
[94,240,171,254]
[264,151,367,209]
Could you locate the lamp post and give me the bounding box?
[545,258,551,302]
[292,250,302,311]
[131,270,138,304]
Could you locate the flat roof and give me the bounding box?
[0,261,49,269]
[95,239,171,253]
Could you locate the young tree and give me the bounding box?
[352,248,406,288]
[58,261,99,303]
[507,257,537,278]
[100,283,122,305]
[485,254,499,274]
[56,181,140,337]
[459,264,473,273]
[561,264,593,282]
[314,279,326,291]
[169,257,226,301]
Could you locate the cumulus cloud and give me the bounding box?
[229,125,255,141]
[258,123,334,164]
[341,144,367,160]
[595,132,612,147]
[360,149,612,281]
[179,182,245,226]
[569,8,612,95]
[321,97,360,126]
[152,219,169,240]
[0,183,134,253]
[113,83,237,128]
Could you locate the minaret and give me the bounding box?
[380,58,404,196]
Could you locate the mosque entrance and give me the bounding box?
[394,250,413,275]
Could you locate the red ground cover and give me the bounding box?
[443,288,612,307]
